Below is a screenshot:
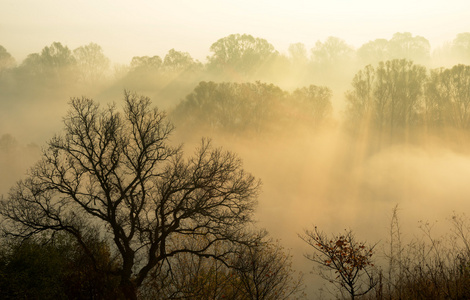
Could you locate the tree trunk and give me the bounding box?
[120,280,137,300]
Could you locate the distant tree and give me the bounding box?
[172,81,334,135]
[0,45,16,72]
[126,55,164,89]
[425,64,470,129]
[451,33,470,64]
[0,91,261,299]
[374,59,426,132]
[0,133,18,152]
[388,32,431,64]
[358,33,431,66]
[286,43,311,84]
[311,37,355,67]
[299,227,376,300]
[207,34,278,77]
[290,85,333,126]
[357,39,389,66]
[73,42,110,84]
[162,48,201,72]
[172,81,286,134]
[129,55,162,72]
[310,36,355,84]
[346,59,427,137]
[345,65,376,126]
[38,42,76,69]
[19,42,77,83]
[425,67,454,128]
[288,43,309,66]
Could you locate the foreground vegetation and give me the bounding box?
[301,209,470,300]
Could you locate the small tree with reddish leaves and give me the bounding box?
[299,227,376,300]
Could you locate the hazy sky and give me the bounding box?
[1,0,469,64]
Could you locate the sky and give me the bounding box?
[1,0,470,64]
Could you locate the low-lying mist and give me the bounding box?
[168,120,470,296]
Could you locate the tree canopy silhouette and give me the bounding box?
[0,91,261,299]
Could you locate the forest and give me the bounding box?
[1,32,470,299]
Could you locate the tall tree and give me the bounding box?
[129,55,162,72]
[172,81,286,134]
[310,36,355,85]
[311,36,355,68]
[207,34,278,77]
[346,59,427,137]
[357,39,389,66]
[451,32,470,64]
[345,65,376,125]
[0,91,261,299]
[387,32,431,64]
[73,42,110,84]
[288,43,309,66]
[290,85,332,127]
[19,42,77,83]
[162,48,201,72]
[425,65,470,129]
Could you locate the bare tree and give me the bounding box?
[0,91,261,299]
[232,240,304,300]
[141,237,304,300]
[299,227,376,300]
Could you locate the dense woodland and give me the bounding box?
[1,32,470,299]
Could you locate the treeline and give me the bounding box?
[169,60,470,144]
[171,81,332,136]
[2,33,470,134]
[345,60,470,148]
[1,32,470,101]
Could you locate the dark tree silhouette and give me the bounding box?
[0,91,261,299]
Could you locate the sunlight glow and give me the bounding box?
[1,0,469,63]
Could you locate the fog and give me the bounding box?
[191,124,470,296]
[2,32,470,297]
